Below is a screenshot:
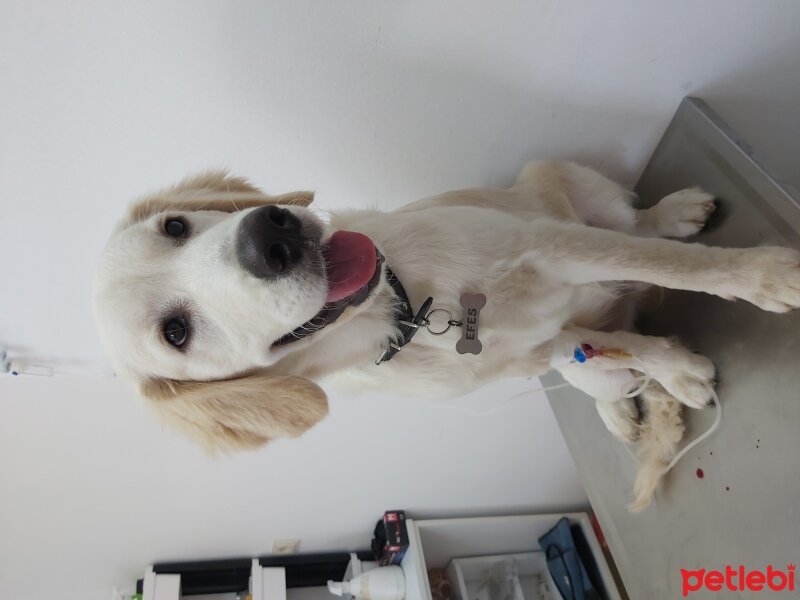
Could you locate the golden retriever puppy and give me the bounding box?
[94,162,800,510]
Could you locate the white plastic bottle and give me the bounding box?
[327,565,406,600]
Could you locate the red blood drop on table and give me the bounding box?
[696,468,704,479]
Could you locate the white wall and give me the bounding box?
[2,2,800,599]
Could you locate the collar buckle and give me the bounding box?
[375,265,433,365]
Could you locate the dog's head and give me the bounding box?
[94,171,384,451]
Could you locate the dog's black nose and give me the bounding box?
[236,205,304,278]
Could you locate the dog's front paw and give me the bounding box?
[730,247,800,312]
[654,350,716,409]
[649,188,717,238]
[662,374,715,409]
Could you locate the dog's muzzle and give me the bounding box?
[236,205,305,279]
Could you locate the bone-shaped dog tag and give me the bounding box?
[456,293,486,355]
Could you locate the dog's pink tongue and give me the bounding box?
[324,231,377,303]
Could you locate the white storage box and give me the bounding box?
[446,553,556,600]
[250,560,287,600]
[142,567,181,600]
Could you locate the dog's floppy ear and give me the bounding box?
[128,169,315,223]
[140,373,328,452]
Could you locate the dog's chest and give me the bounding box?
[325,206,613,394]
[403,263,577,354]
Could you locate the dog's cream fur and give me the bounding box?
[94,161,800,511]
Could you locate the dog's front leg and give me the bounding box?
[551,327,715,409]
[529,219,800,312]
[549,327,708,512]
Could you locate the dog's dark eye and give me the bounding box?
[164,218,187,238]
[163,317,188,347]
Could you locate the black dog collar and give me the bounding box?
[375,266,433,364]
